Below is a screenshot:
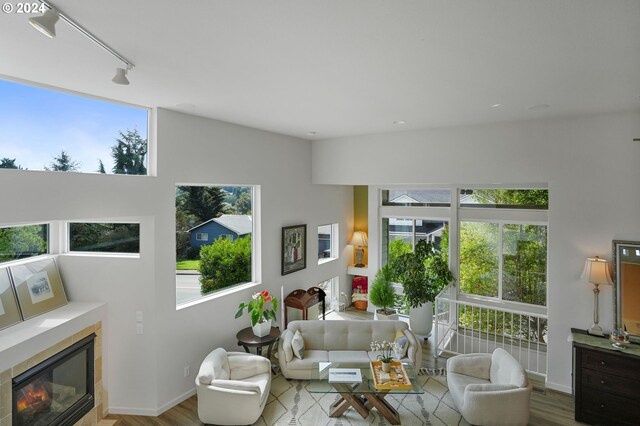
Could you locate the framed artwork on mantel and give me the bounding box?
[0,266,22,331]
[10,256,67,320]
[282,224,307,275]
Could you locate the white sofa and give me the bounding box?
[277,320,422,379]
[195,348,271,425]
[446,348,532,426]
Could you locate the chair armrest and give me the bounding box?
[466,383,518,392]
[446,353,491,380]
[208,379,261,394]
[228,353,271,380]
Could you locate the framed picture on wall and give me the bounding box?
[282,224,307,275]
[0,266,22,331]
[10,256,67,320]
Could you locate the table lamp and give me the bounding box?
[583,256,613,336]
[350,231,368,267]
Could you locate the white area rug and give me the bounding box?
[253,371,470,426]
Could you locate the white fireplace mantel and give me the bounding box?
[0,301,107,372]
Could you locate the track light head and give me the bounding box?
[112,67,130,85]
[29,8,59,38]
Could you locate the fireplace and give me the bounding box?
[12,334,95,426]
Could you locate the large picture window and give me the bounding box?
[0,79,148,175]
[176,185,256,305]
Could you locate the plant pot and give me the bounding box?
[409,302,433,337]
[374,309,399,321]
[381,361,391,372]
[252,320,272,337]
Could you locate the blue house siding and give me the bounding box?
[189,221,239,248]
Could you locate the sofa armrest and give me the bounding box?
[446,353,491,380]
[278,329,294,363]
[466,383,518,392]
[228,353,271,380]
[403,329,422,368]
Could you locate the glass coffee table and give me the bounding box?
[308,361,423,425]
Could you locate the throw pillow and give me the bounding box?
[394,330,408,359]
[291,330,305,360]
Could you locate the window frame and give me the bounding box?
[318,223,339,265]
[0,222,50,264]
[175,184,261,309]
[195,233,209,241]
[65,221,141,256]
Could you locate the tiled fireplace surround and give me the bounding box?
[0,302,108,426]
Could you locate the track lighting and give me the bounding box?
[28,8,59,38]
[29,0,135,85]
[112,67,130,85]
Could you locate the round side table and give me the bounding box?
[236,326,281,373]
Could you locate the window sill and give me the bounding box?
[318,257,337,265]
[347,265,368,275]
[60,252,140,259]
[176,281,260,311]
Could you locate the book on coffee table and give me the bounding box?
[328,368,362,383]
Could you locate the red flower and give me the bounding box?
[261,290,268,297]
[265,296,271,301]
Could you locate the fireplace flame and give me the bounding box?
[16,381,51,413]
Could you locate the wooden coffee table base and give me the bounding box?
[329,388,400,425]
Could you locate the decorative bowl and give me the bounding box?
[609,328,630,349]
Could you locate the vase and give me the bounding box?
[381,361,391,372]
[252,320,271,337]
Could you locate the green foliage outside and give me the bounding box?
[0,158,21,169]
[69,223,139,253]
[176,259,200,270]
[369,265,397,314]
[468,189,548,208]
[0,225,47,262]
[199,236,251,294]
[111,129,147,175]
[45,150,80,172]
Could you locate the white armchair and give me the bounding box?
[446,348,532,426]
[195,348,271,425]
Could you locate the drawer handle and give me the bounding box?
[600,361,606,366]
[600,404,605,409]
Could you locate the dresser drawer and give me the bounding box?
[582,349,640,379]
[581,387,640,425]
[582,368,639,397]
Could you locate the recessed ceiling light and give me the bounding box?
[307,131,317,136]
[527,104,550,111]
[393,120,406,125]
[491,103,501,108]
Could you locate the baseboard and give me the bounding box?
[157,388,196,415]
[109,388,196,417]
[545,381,572,394]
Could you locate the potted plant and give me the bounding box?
[391,239,454,336]
[235,290,278,337]
[369,265,399,320]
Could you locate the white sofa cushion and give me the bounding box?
[292,330,305,359]
[285,350,329,370]
[329,350,369,363]
[490,347,527,387]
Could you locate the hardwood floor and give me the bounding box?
[109,308,584,426]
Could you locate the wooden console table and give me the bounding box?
[283,287,326,326]
[571,328,640,425]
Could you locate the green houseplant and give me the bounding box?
[235,290,278,337]
[391,239,454,335]
[369,265,398,319]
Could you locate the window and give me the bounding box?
[318,223,338,263]
[460,189,548,209]
[382,218,448,267]
[68,223,140,254]
[0,224,48,263]
[382,189,451,207]
[176,185,256,305]
[0,79,148,175]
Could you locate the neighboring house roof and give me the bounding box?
[188,215,252,235]
[388,189,451,204]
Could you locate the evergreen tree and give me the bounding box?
[97,159,106,174]
[0,158,21,169]
[176,186,226,223]
[111,129,147,175]
[46,150,80,172]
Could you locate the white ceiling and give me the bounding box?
[1,0,639,140]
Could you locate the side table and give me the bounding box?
[236,326,281,373]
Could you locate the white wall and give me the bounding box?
[0,108,353,414]
[312,110,640,392]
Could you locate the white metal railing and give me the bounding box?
[435,286,548,376]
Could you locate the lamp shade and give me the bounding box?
[29,9,59,38]
[350,231,368,247]
[584,256,613,286]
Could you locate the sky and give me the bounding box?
[0,79,148,173]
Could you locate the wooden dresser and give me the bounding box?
[571,329,640,425]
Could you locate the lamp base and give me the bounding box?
[354,263,365,268]
[588,324,604,336]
